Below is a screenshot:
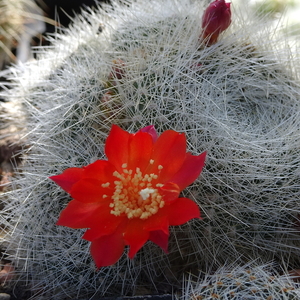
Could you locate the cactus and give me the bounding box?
[1,0,300,298]
[182,263,300,300]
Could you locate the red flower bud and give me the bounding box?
[108,59,126,81]
[201,0,231,45]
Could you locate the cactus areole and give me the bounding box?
[50,125,206,268]
[201,0,231,45]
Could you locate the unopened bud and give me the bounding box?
[109,59,126,81]
[201,0,231,46]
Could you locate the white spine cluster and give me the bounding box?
[1,0,300,298]
[182,263,300,300]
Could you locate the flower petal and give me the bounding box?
[149,230,169,253]
[83,160,116,181]
[82,211,124,242]
[50,168,84,193]
[70,178,113,203]
[143,210,169,234]
[105,125,130,172]
[56,199,103,228]
[167,197,201,226]
[147,130,187,182]
[127,131,154,171]
[169,151,206,190]
[90,226,126,268]
[123,218,150,259]
[159,182,180,203]
[138,125,158,142]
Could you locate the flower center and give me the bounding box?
[108,162,165,219]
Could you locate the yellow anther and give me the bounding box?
[158,165,163,170]
[109,162,165,219]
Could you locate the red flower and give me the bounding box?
[201,0,231,45]
[50,125,206,268]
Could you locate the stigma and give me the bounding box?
[139,188,156,200]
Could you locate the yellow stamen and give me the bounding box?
[110,164,165,219]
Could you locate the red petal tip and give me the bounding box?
[138,125,158,142]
